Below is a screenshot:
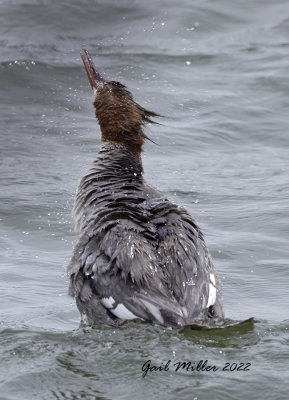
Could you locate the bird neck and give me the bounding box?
[101,134,143,160]
[96,142,144,176]
[73,142,144,231]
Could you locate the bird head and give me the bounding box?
[80,49,159,157]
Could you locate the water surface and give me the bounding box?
[1,0,289,399]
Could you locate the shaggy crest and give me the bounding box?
[93,80,159,156]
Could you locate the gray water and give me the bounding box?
[1,0,289,399]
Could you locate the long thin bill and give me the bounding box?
[80,49,105,90]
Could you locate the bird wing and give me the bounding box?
[67,216,188,326]
[151,199,219,321]
[141,182,222,321]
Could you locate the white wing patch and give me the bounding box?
[101,296,115,309]
[101,297,138,320]
[206,274,217,308]
[210,273,216,286]
[110,304,138,320]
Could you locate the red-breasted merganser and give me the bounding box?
[67,49,224,327]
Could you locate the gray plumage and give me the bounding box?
[67,142,224,327]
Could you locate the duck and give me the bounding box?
[67,49,224,327]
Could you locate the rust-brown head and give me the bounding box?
[80,49,159,158]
